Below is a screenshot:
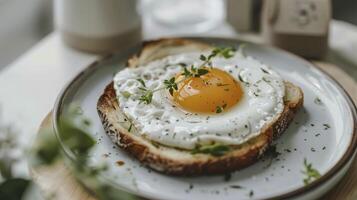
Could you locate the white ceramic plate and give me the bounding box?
[53,38,357,200]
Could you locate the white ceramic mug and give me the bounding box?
[54,0,142,54]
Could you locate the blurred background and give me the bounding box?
[0,0,356,71]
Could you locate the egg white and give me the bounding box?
[113,51,285,150]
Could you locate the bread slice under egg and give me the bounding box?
[97,38,304,176]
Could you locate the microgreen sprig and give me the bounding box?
[138,87,153,104]
[181,65,209,78]
[199,46,236,68]
[302,158,321,185]
[136,46,236,104]
[164,77,178,95]
[215,103,227,113]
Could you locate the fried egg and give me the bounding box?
[113,51,285,150]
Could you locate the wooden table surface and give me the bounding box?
[30,61,357,200]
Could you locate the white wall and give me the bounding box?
[0,0,53,71]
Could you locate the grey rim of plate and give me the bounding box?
[52,37,357,200]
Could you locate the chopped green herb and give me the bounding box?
[215,103,227,113]
[138,87,147,91]
[196,68,209,77]
[229,185,243,189]
[323,123,330,130]
[164,77,178,96]
[200,54,207,61]
[216,106,223,113]
[249,190,254,198]
[314,97,323,105]
[224,173,232,182]
[238,74,246,83]
[261,68,269,74]
[136,78,146,87]
[302,158,321,185]
[139,90,153,104]
[191,143,230,156]
[182,66,192,77]
[128,123,133,132]
[262,77,271,83]
[82,119,91,126]
[211,47,237,59]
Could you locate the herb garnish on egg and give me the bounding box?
[137,47,236,104]
[215,104,227,113]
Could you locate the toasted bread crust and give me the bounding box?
[97,82,303,175]
[97,38,304,176]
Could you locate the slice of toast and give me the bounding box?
[97,38,304,176]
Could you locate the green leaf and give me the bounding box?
[138,87,147,91]
[200,55,207,61]
[222,47,237,58]
[128,123,133,132]
[0,178,31,200]
[139,90,153,104]
[216,106,223,113]
[136,78,146,87]
[262,77,271,83]
[164,79,170,87]
[192,144,230,156]
[211,47,236,59]
[212,48,220,55]
[197,68,209,76]
[182,67,192,77]
[164,77,178,96]
[173,83,178,90]
[261,68,269,74]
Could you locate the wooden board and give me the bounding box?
[30,62,357,200]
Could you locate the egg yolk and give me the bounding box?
[172,68,243,114]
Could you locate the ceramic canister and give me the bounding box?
[55,0,142,54]
[262,0,331,59]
